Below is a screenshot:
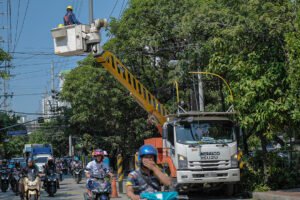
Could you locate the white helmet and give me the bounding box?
[103,151,108,156]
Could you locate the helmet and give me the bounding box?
[15,161,20,168]
[138,144,158,162]
[93,149,103,157]
[48,156,54,164]
[27,158,34,164]
[74,156,79,161]
[48,156,54,160]
[66,5,73,10]
[103,151,108,156]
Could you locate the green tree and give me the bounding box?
[60,56,156,161]
[0,112,27,158]
[28,119,69,157]
[0,48,11,78]
[181,0,297,184]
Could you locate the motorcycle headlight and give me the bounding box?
[28,182,37,186]
[231,154,238,168]
[178,154,188,169]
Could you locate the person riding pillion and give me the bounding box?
[64,5,81,26]
[126,145,172,200]
[85,149,113,199]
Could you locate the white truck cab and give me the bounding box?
[163,112,240,193]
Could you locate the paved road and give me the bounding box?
[0,175,87,200]
[0,175,251,200]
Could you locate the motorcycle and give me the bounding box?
[73,166,82,184]
[45,172,58,197]
[0,169,10,192]
[83,173,111,200]
[56,165,63,182]
[62,163,68,175]
[23,170,41,200]
[10,169,21,195]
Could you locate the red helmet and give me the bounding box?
[93,149,103,157]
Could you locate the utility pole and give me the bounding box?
[89,0,94,24]
[0,0,12,113]
[51,62,55,113]
[69,134,73,157]
[198,71,204,112]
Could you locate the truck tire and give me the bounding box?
[223,183,234,196]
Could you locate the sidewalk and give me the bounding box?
[253,188,300,200]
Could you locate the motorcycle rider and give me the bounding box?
[85,149,113,199]
[0,159,10,178]
[71,156,82,171]
[19,158,40,200]
[126,145,172,200]
[0,159,9,170]
[44,156,60,189]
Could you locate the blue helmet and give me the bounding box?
[138,144,158,162]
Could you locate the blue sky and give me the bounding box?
[1,0,127,119]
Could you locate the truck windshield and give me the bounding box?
[175,121,235,144]
[35,157,48,163]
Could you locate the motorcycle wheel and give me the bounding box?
[1,184,8,192]
[14,183,19,195]
[10,180,16,192]
[100,194,110,200]
[29,194,38,200]
[76,177,80,184]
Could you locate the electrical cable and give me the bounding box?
[13,0,21,52]
[11,69,48,76]
[118,0,128,20]
[13,0,30,53]
[10,92,47,96]
[108,0,119,22]
[0,109,59,116]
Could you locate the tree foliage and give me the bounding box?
[0,48,11,79]
[60,56,157,161]
[0,112,27,158]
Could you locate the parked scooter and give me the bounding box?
[23,169,41,200]
[73,166,83,184]
[0,169,10,192]
[44,172,58,197]
[83,173,111,200]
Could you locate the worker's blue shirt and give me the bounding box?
[64,11,80,25]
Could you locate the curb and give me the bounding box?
[253,191,300,200]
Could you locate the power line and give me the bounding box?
[108,0,119,22]
[13,0,30,52]
[13,0,20,52]
[1,109,58,116]
[118,0,128,19]
[9,92,47,96]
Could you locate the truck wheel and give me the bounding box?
[223,184,234,196]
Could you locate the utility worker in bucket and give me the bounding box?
[126,145,172,200]
[64,5,81,26]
